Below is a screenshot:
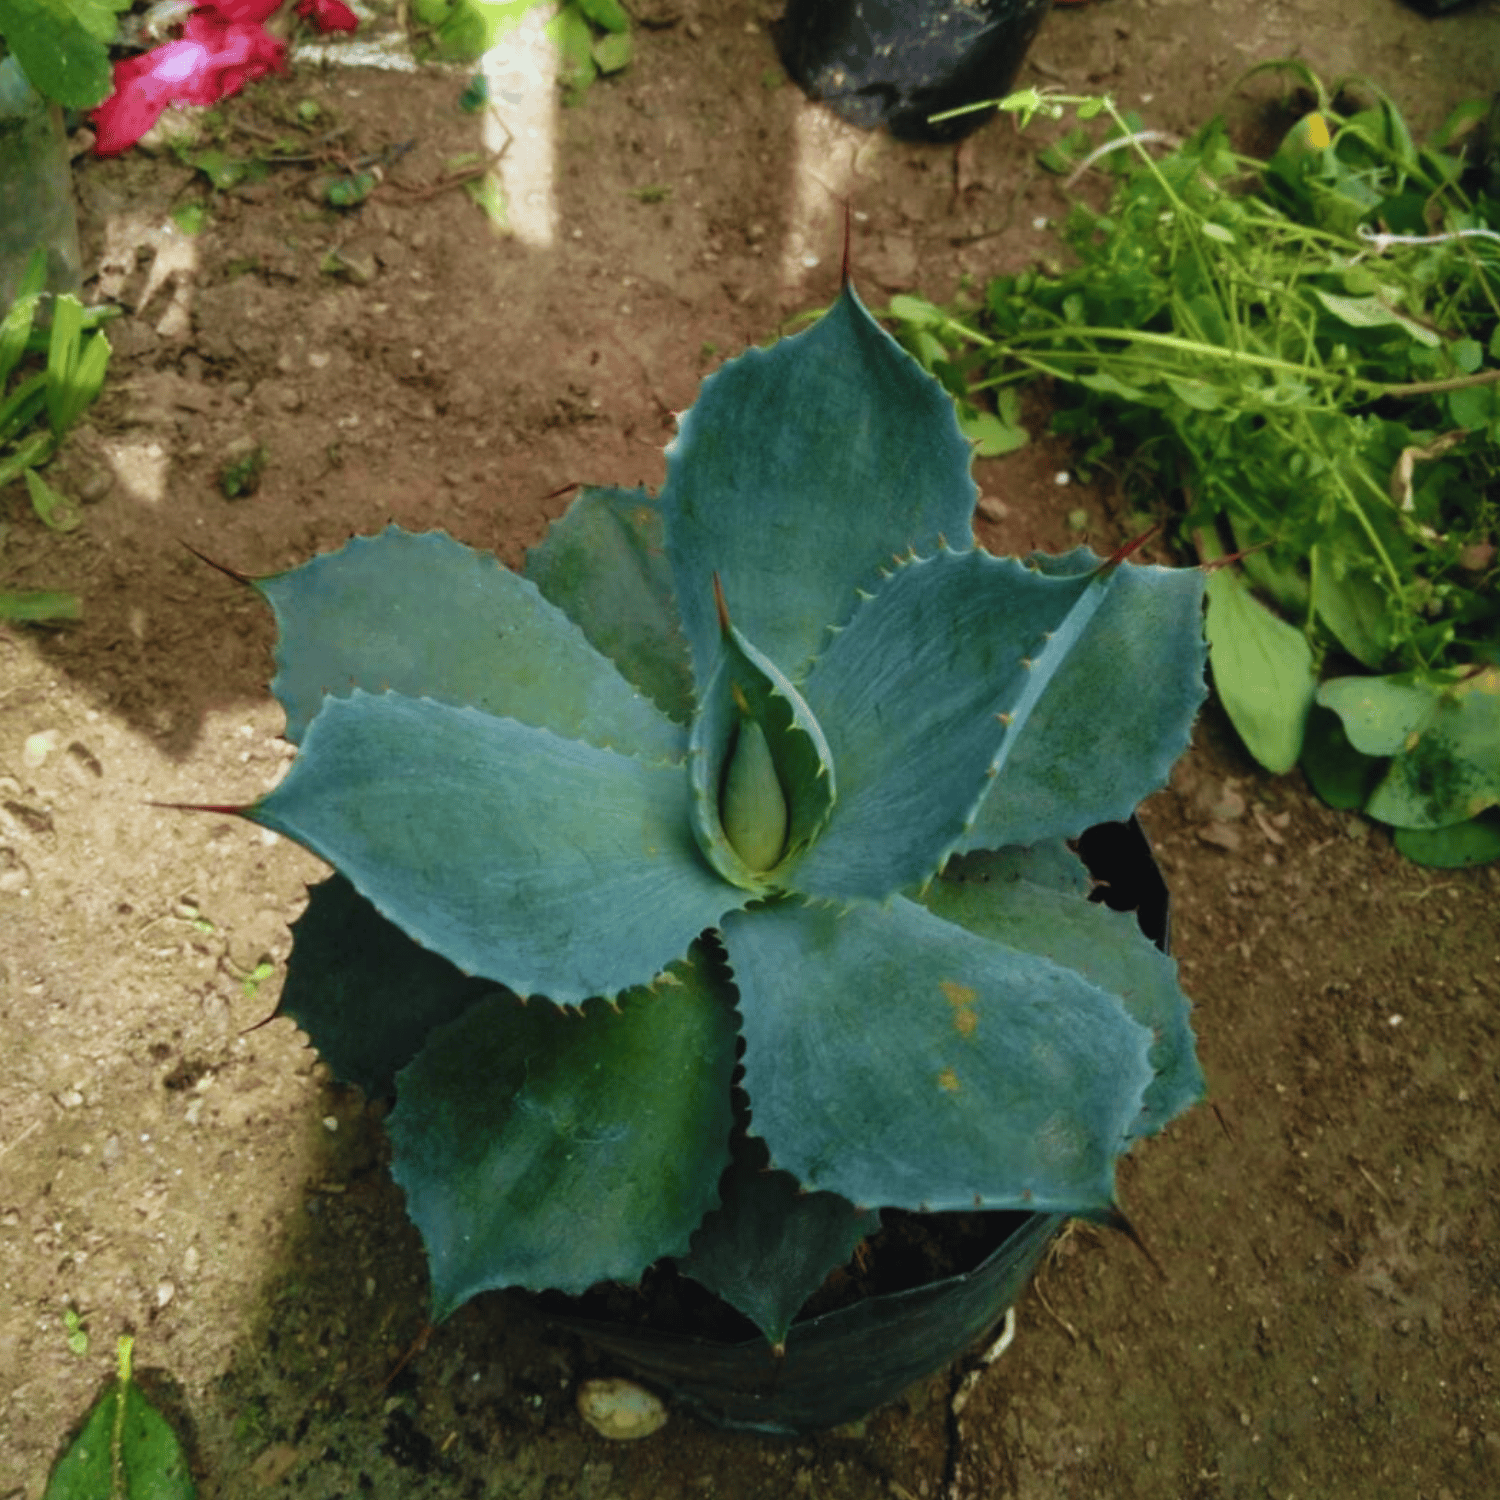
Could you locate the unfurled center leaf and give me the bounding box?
[687,580,836,891]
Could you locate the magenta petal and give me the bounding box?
[297,0,360,32]
[200,0,283,22]
[91,48,190,155]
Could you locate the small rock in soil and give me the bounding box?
[576,1378,668,1440]
[1197,823,1242,853]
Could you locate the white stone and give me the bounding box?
[576,1378,667,1440]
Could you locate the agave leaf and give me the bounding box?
[246,691,738,1003]
[687,604,836,890]
[525,486,695,726]
[276,875,497,1098]
[257,526,682,761]
[794,548,1125,902]
[918,870,1202,1142]
[388,946,737,1316]
[725,898,1154,1217]
[937,842,1092,899]
[661,284,977,690]
[676,1132,880,1349]
[961,550,1207,850]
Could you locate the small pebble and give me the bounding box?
[576,1378,667,1440]
[157,1280,175,1308]
[23,731,60,769]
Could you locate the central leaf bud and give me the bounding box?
[720,697,789,872]
[686,578,837,891]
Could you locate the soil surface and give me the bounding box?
[4,2,1500,1497]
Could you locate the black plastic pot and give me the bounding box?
[775,0,1054,143]
[546,818,1171,1435]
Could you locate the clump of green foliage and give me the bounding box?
[1,247,113,621]
[894,68,1500,865]
[413,0,632,99]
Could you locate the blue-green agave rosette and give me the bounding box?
[240,284,1208,1343]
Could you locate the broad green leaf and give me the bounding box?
[687,605,835,891]
[44,1337,195,1500]
[959,549,1207,852]
[661,283,977,689]
[431,0,536,57]
[247,691,739,1004]
[726,898,1153,1217]
[550,3,597,94]
[1078,370,1151,401]
[1311,289,1442,347]
[1445,381,1499,431]
[795,549,1109,900]
[1317,673,1439,755]
[1165,376,1224,411]
[1394,814,1500,868]
[1312,540,1391,668]
[0,587,80,621]
[1362,668,1500,828]
[574,0,629,31]
[677,1133,880,1349]
[1298,705,1384,811]
[70,0,127,43]
[918,872,1201,1142]
[276,875,497,1099]
[1204,567,1316,774]
[388,947,736,1316]
[24,466,80,530]
[887,293,945,328]
[591,30,631,73]
[960,408,1028,456]
[0,0,114,108]
[257,526,683,760]
[525,487,694,726]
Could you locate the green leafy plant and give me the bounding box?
[1,246,112,621]
[413,0,631,98]
[901,72,1500,865]
[199,281,1206,1350]
[45,1336,195,1499]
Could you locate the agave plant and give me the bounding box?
[211,281,1208,1351]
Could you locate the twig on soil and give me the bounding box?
[0,1117,41,1161]
[1064,130,1183,189]
[1032,1278,1080,1342]
[379,114,512,204]
[379,1321,432,1391]
[1355,1162,1390,1206]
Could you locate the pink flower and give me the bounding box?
[93,14,286,154]
[92,0,361,157]
[297,0,360,32]
[202,0,283,20]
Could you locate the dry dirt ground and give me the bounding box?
[3,1,1500,1497]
